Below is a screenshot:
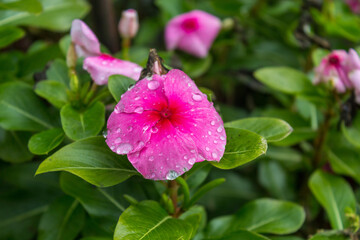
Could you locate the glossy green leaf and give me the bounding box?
[0,129,33,163]
[254,67,314,94]
[187,178,225,207]
[108,75,136,102]
[309,170,356,230]
[0,0,42,13]
[214,230,270,240]
[46,59,70,87]
[328,147,360,184]
[28,128,64,155]
[60,173,124,219]
[36,136,139,187]
[179,206,206,238]
[114,200,192,240]
[38,196,85,240]
[212,128,267,169]
[0,81,52,131]
[309,230,350,240]
[0,0,90,32]
[0,26,25,49]
[229,198,305,234]
[341,122,360,149]
[60,102,105,141]
[35,80,68,108]
[224,117,293,142]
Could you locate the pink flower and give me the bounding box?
[314,50,352,93]
[165,10,221,58]
[105,69,226,180]
[347,49,360,103]
[71,19,101,58]
[70,19,142,85]
[118,9,139,39]
[346,0,360,14]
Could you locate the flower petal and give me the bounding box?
[127,119,198,180]
[71,19,101,58]
[106,111,160,155]
[348,49,360,70]
[83,54,142,85]
[177,34,208,58]
[192,10,221,50]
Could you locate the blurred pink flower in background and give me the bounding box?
[165,10,221,58]
[118,9,139,39]
[105,69,226,180]
[70,19,142,85]
[346,0,360,14]
[314,50,351,93]
[347,49,360,103]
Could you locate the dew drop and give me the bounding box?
[148,156,154,162]
[211,120,216,126]
[110,146,115,150]
[127,126,133,132]
[134,106,144,114]
[188,158,196,165]
[167,135,171,138]
[217,126,223,133]
[184,155,188,160]
[137,141,145,148]
[102,130,108,138]
[166,170,178,180]
[116,128,121,133]
[148,80,160,90]
[212,152,218,158]
[190,149,196,153]
[208,131,212,136]
[143,125,149,132]
[214,140,218,144]
[151,126,158,133]
[128,84,135,91]
[220,136,226,141]
[192,93,202,101]
[115,137,122,144]
[116,143,133,154]
[134,96,140,101]
[205,147,210,151]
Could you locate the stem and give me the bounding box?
[168,180,181,218]
[122,38,131,60]
[84,82,98,105]
[313,106,333,167]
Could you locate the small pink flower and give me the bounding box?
[314,50,351,93]
[165,10,221,58]
[346,0,360,14]
[118,9,139,39]
[105,69,226,180]
[347,49,360,103]
[71,19,101,58]
[84,54,142,85]
[70,19,142,84]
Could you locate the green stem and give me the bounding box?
[175,177,190,209]
[84,82,98,105]
[122,38,131,60]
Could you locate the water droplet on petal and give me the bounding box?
[116,128,121,133]
[102,130,108,138]
[167,135,171,138]
[212,152,218,158]
[190,149,196,153]
[116,143,133,154]
[148,156,154,162]
[211,120,216,126]
[217,126,223,133]
[220,136,226,141]
[127,126,133,132]
[184,155,188,160]
[151,126,158,133]
[188,158,196,165]
[166,170,178,180]
[192,93,202,101]
[214,140,218,144]
[148,80,160,90]
[134,106,144,114]
[205,147,210,151]
[143,125,149,132]
[115,137,122,144]
[134,96,140,101]
[128,84,135,91]
[208,131,212,136]
[137,141,145,148]
[199,154,205,160]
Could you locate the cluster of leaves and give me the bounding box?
[1,0,360,240]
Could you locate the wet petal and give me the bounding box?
[71,19,101,58]
[83,54,142,85]
[128,119,198,180]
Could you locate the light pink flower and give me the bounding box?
[347,49,360,103]
[105,69,226,180]
[70,19,142,84]
[84,54,142,85]
[165,10,221,58]
[118,9,139,39]
[71,19,101,58]
[314,50,351,93]
[346,0,360,14]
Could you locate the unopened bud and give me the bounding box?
[67,42,77,69]
[118,9,139,39]
[222,18,234,31]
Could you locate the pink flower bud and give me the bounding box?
[118,9,139,39]
[346,0,360,14]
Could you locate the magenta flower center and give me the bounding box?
[181,17,199,33]
[160,108,172,119]
[328,55,340,66]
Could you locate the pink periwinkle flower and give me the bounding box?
[118,9,139,39]
[314,50,352,93]
[346,0,360,14]
[347,49,360,103]
[105,69,226,180]
[70,19,142,85]
[165,10,221,58]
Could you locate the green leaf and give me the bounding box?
[212,128,267,169]
[224,117,293,142]
[0,26,24,49]
[182,55,212,78]
[35,80,68,108]
[108,75,136,102]
[0,129,33,163]
[254,67,314,94]
[60,102,105,141]
[309,230,350,240]
[46,59,70,87]
[179,205,206,238]
[60,172,124,219]
[28,128,64,155]
[36,136,139,187]
[114,200,192,240]
[38,196,85,240]
[215,230,270,240]
[309,170,356,230]
[341,122,360,149]
[0,0,42,14]
[0,0,90,32]
[229,198,305,234]
[187,178,225,208]
[312,48,329,67]
[0,81,52,131]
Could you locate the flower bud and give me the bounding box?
[118,9,139,39]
